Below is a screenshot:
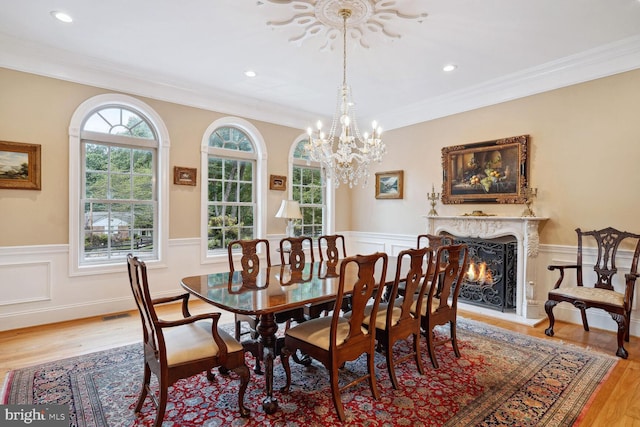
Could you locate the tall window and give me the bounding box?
[291,138,324,237]
[204,124,259,253]
[69,94,168,274]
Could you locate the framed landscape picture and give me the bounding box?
[441,134,529,204]
[375,170,404,199]
[270,175,286,191]
[0,141,41,190]
[173,166,197,186]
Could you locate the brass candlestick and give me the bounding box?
[521,187,538,217]
[427,184,440,216]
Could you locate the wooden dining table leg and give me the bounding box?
[256,313,279,414]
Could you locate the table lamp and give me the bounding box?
[275,200,302,237]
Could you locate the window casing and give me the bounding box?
[69,94,169,275]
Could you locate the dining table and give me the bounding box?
[180,256,404,414]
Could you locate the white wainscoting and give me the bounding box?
[1,232,638,340]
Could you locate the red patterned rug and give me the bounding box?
[2,318,616,426]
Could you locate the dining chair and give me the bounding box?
[316,233,350,313]
[416,233,452,250]
[414,244,469,369]
[363,247,433,389]
[228,238,271,373]
[280,252,388,422]
[544,227,640,358]
[276,236,314,326]
[126,254,250,426]
[228,239,271,341]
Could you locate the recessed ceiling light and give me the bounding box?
[51,11,73,23]
[244,70,257,77]
[443,64,457,72]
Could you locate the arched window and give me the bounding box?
[69,94,169,275]
[201,117,267,258]
[290,137,325,237]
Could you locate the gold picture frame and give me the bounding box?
[375,170,404,199]
[0,140,41,190]
[441,134,529,204]
[173,166,197,186]
[269,174,286,191]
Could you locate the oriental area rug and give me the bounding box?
[2,318,616,426]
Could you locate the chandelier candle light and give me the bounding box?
[305,8,386,188]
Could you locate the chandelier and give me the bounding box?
[304,8,386,188]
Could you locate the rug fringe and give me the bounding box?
[572,357,619,426]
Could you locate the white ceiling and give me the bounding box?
[1,0,640,131]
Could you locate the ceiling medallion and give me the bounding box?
[263,0,427,49]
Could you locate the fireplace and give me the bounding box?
[425,215,547,323]
[449,235,517,312]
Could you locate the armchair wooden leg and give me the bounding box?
[544,300,558,337]
[155,380,168,427]
[135,364,151,413]
[413,332,425,376]
[330,367,346,422]
[450,320,461,358]
[367,353,380,400]
[279,347,292,393]
[233,364,251,417]
[385,340,400,389]
[426,330,439,369]
[576,303,590,331]
[611,313,629,359]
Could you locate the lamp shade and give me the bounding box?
[275,200,302,219]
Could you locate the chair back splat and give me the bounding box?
[126,254,250,425]
[420,244,469,369]
[280,236,314,267]
[318,234,347,264]
[545,227,640,358]
[376,247,433,388]
[280,252,388,422]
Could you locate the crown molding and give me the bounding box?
[0,33,313,131]
[1,33,639,131]
[379,35,640,130]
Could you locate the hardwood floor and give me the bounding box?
[1,302,639,426]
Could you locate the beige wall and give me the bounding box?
[351,68,640,246]
[0,68,351,246]
[1,67,639,248]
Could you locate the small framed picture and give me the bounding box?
[0,140,41,190]
[270,174,286,191]
[173,166,197,186]
[375,170,404,199]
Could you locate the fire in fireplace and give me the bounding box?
[448,235,517,312]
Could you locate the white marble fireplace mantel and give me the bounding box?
[424,215,548,325]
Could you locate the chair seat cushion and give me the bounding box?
[285,316,367,350]
[163,319,243,366]
[351,299,403,330]
[549,286,624,307]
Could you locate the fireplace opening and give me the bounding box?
[445,234,517,312]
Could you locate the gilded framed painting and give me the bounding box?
[441,135,529,204]
[174,166,197,186]
[0,141,41,190]
[375,170,404,199]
